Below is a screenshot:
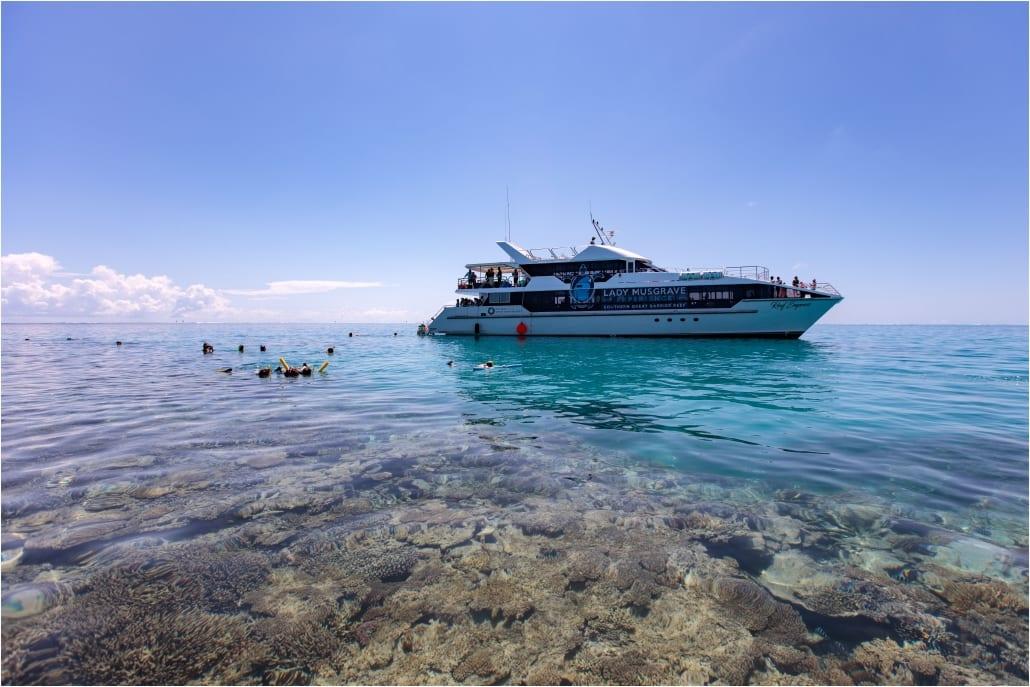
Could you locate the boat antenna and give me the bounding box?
[591,213,609,245]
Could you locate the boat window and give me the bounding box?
[489,292,511,305]
[523,260,626,282]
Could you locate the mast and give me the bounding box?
[590,213,614,245]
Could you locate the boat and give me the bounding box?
[426,219,842,338]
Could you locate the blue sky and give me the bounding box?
[2,2,1027,323]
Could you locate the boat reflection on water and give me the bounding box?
[438,334,834,468]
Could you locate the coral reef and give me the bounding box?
[2,427,1027,685]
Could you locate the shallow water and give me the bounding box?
[1,324,1027,684]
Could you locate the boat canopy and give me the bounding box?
[495,240,650,265]
[463,260,517,273]
[569,244,648,262]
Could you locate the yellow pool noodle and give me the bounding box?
[279,357,289,370]
[318,361,330,373]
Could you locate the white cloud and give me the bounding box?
[224,280,382,297]
[0,253,395,322]
[2,253,229,320]
[1,252,60,283]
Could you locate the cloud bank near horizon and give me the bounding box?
[224,280,383,297]
[1,252,397,322]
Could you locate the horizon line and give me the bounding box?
[2,321,1028,327]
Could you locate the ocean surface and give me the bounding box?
[2,323,1027,684]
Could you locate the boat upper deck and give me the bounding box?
[454,239,840,297]
[456,264,839,297]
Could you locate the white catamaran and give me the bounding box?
[427,220,842,338]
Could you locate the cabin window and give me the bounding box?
[523,260,627,282]
[489,292,510,305]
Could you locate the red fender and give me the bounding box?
[516,321,528,335]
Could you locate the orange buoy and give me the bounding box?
[516,322,528,335]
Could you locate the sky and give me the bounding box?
[2,2,1027,324]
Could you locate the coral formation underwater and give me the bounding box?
[2,428,1027,685]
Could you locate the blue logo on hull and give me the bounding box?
[569,265,595,309]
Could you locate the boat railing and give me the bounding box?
[524,246,579,261]
[722,265,770,281]
[457,277,527,289]
[668,265,770,281]
[775,282,841,297]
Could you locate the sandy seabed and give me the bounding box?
[2,427,1027,685]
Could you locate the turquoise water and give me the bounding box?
[437,326,1029,536]
[4,324,1023,540]
[2,323,1027,684]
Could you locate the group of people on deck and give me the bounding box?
[464,267,521,289]
[771,275,818,298]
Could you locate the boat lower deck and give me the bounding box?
[429,297,841,338]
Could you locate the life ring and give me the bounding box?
[487,307,495,315]
[516,322,528,335]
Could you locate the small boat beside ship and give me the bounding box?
[426,219,842,338]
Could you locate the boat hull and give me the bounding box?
[428,297,842,338]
